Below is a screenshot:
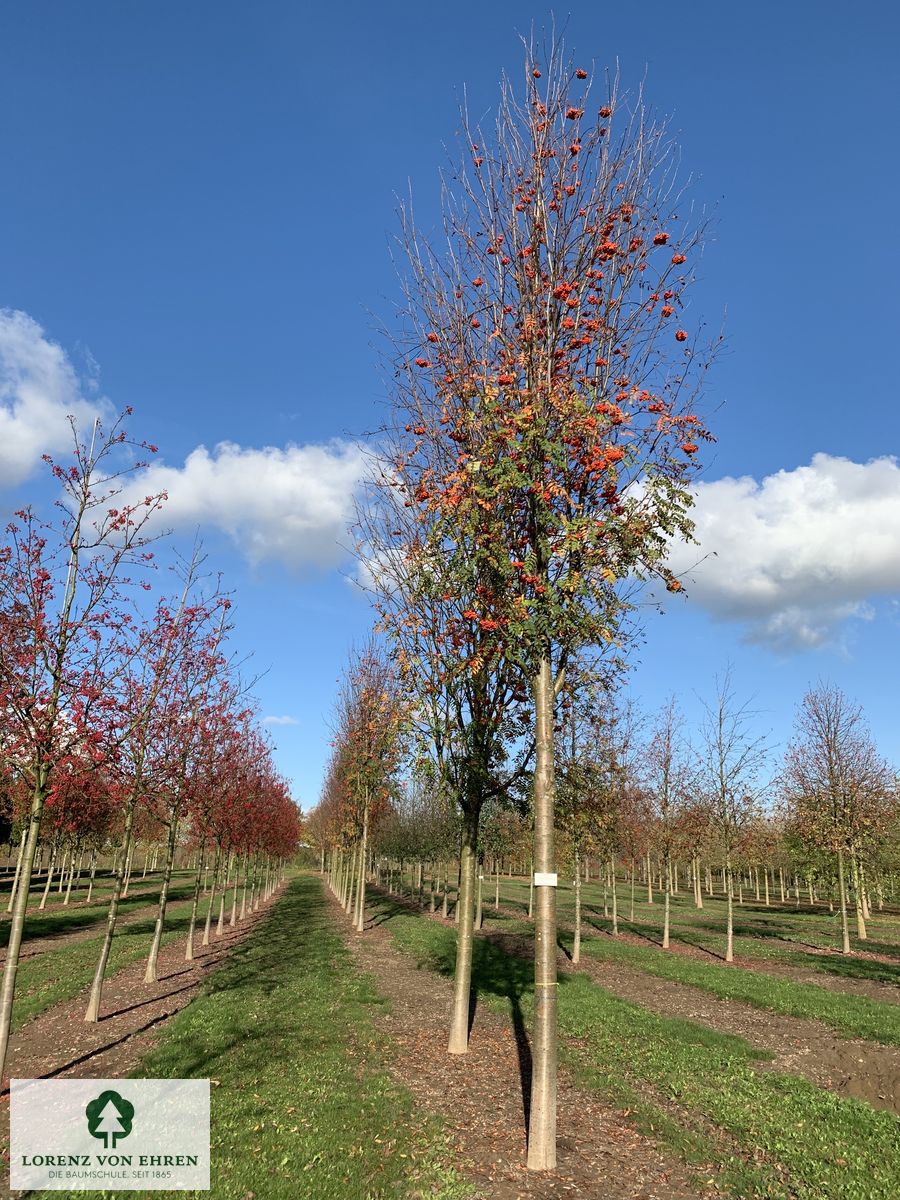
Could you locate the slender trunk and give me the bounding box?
[122,839,135,898]
[63,846,77,905]
[527,655,558,1172]
[646,851,653,904]
[837,847,851,953]
[229,856,241,927]
[185,843,207,960]
[860,862,871,919]
[610,854,618,935]
[354,802,369,933]
[0,778,48,1076]
[217,851,233,935]
[662,851,671,949]
[572,853,581,964]
[57,845,70,894]
[850,853,867,939]
[203,849,222,946]
[629,859,635,922]
[6,829,27,915]
[144,813,180,984]
[86,849,97,904]
[693,856,703,909]
[494,866,500,910]
[763,868,770,907]
[475,869,483,930]
[779,867,785,903]
[239,856,250,921]
[447,804,480,1055]
[39,845,58,910]
[725,852,735,963]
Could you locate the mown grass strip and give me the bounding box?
[12,893,209,1031]
[491,876,900,964]
[377,896,900,1200]
[39,875,473,1200]
[0,880,197,949]
[570,928,900,1046]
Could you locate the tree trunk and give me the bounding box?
[725,852,735,963]
[610,854,618,935]
[662,850,671,949]
[63,846,77,905]
[0,778,48,1076]
[646,851,653,904]
[836,847,851,953]
[693,855,704,909]
[202,849,222,946]
[144,814,180,984]
[354,801,369,933]
[572,852,581,964]
[850,852,867,939]
[6,829,26,915]
[527,654,558,1172]
[447,804,479,1055]
[39,844,58,910]
[185,843,207,960]
[629,859,635,922]
[86,848,97,904]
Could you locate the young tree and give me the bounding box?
[641,698,693,949]
[0,411,163,1075]
[781,683,895,952]
[373,36,716,1166]
[698,671,771,963]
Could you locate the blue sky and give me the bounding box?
[2,1,899,805]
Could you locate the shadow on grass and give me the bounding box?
[0,883,196,949]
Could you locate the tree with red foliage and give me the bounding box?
[0,411,163,1076]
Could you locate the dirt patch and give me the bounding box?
[0,885,285,1093]
[338,892,709,1200]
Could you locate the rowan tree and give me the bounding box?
[367,35,716,1165]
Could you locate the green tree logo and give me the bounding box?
[85,1090,135,1149]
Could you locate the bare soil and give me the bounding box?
[340,892,711,1200]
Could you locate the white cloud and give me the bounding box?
[0,309,108,487]
[263,714,299,726]
[124,439,366,572]
[668,453,900,649]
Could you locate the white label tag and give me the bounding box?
[533,872,558,887]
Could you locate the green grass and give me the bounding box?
[34,874,473,1200]
[375,894,900,1200]
[471,875,900,989]
[10,892,208,1030]
[567,928,900,1046]
[0,877,197,948]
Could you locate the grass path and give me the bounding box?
[33,874,473,1200]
